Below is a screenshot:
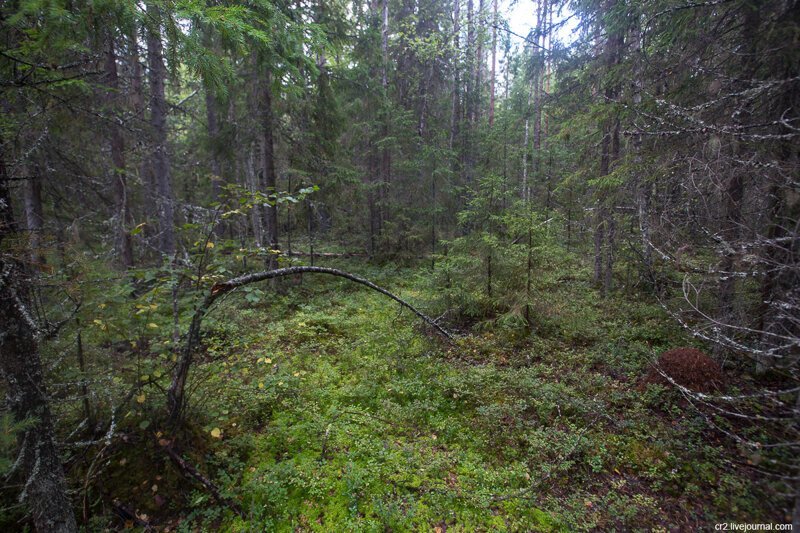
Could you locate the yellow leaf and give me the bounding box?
[258,382,265,389]
[206,241,215,249]
[265,358,272,364]
[147,323,158,329]
[210,428,222,439]
[136,394,146,404]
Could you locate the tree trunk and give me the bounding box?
[205,85,225,237]
[637,178,652,282]
[595,0,621,295]
[489,0,497,127]
[604,208,616,294]
[630,13,652,287]
[594,120,610,288]
[603,116,620,295]
[716,2,759,347]
[532,0,546,193]
[449,0,461,152]
[23,164,45,267]
[260,72,279,269]
[246,145,263,247]
[0,155,78,533]
[475,0,485,125]
[380,0,391,230]
[105,34,134,268]
[205,89,223,202]
[466,0,474,126]
[146,3,175,258]
[130,27,156,244]
[521,79,533,202]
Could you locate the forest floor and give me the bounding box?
[98,262,779,532]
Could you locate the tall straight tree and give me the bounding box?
[105,31,134,268]
[592,0,622,295]
[380,0,391,230]
[475,0,485,125]
[260,70,279,269]
[22,161,45,266]
[146,2,175,258]
[489,0,497,127]
[716,2,759,331]
[449,0,461,152]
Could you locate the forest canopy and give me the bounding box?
[0,0,798,530]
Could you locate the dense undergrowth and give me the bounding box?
[64,258,780,531]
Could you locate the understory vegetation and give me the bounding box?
[18,250,776,531]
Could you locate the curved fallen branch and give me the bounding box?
[167,266,454,423]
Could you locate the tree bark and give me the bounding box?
[464,0,475,183]
[716,3,760,350]
[260,72,279,269]
[129,26,156,243]
[475,0,485,125]
[521,79,533,202]
[0,155,78,533]
[23,164,45,267]
[205,88,223,202]
[594,0,621,294]
[489,0,497,127]
[105,34,134,268]
[594,120,610,288]
[532,0,546,189]
[449,0,461,152]
[380,0,391,230]
[146,3,175,258]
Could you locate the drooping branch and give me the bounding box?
[167,266,454,423]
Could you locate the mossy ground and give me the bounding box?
[97,264,774,531]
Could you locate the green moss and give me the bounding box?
[102,264,774,531]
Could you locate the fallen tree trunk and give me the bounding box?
[167,266,454,424]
